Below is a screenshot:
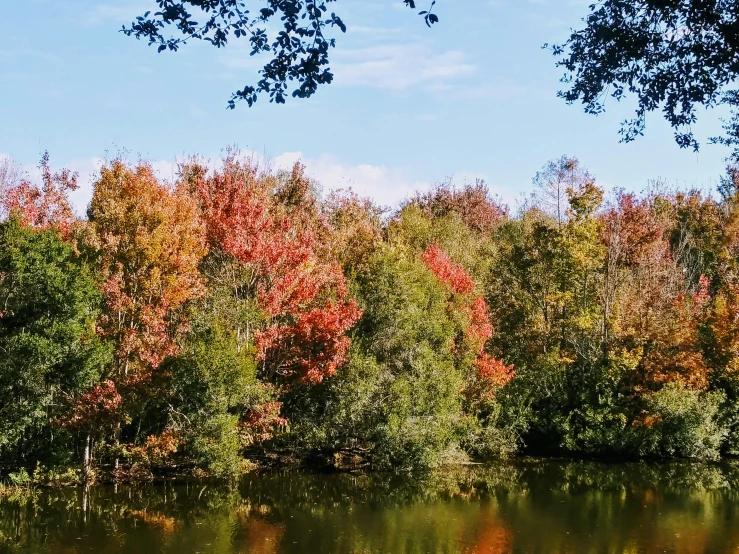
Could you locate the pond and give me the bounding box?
[2,459,739,553]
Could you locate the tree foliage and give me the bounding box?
[123,1,438,108]
[553,0,739,156]
[4,151,739,477]
[88,160,208,381]
[188,154,362,384]
[1,153,78,238]
[0,218,111,468]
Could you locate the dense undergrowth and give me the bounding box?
[2,152,739,482]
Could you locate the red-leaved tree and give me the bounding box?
[422,243,514,391]
[189,154,362,384]
[57,380,124,476]
[1,152,78,238]
[422,243,476,295]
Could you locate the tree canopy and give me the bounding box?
[5,150,739,478]
[553,0,739,158]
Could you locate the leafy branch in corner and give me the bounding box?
[123,1,440,109]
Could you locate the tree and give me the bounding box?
[189,154,361,385]
[599,191,666,354]
[422,243,514,398]
[0,218,111,472]
[532,156,591,227]
[323,190,384,275]
[124,1,439,108]
[88,160,208,383]
[410,180,507,236]
[1,152,78,238]
[553,1,739,157]
[488,172,605,371]
[299,245,470,469]
[56,380,123,477]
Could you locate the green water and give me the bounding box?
[2,459,739,553]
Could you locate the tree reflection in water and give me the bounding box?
[2,459,739,553]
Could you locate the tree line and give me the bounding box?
[1,152,739,480]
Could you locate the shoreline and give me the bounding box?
[5,454,739,491]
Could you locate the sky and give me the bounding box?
[0,0,733,215]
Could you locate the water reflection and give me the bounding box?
[2,459,739,553]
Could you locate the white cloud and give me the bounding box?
[273,151,430,208]
[333,43,475,91]
[329,41,526,100]
[347,25,403,38]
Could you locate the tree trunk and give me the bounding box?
[82,434,91,481]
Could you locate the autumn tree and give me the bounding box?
[410,180,506,236]
[488,168,604,370]
[57,380,123,477]
[1,152,78,238]
[88,160,208,382]
[603,191,712,391]
[422,243,514,409]
[189,154,361,386]
[5,147,739,473]
[323,190,384,275]
[486,165,616,455]
[599,191,666,353]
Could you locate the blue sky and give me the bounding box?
[0,0,732,213]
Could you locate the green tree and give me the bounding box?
[287,245,469,470]
[159,248,272,475]
[487,162,607,454]
[0,218,111,472]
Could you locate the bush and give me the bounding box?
[633,384,727,459]
[187,414,243,477]
[7,468,30,487]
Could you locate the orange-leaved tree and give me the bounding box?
[600,192,711,390]
[88,160,208,382]
[323,189,384,274]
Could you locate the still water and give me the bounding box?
[2,459,739,553]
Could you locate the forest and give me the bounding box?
[1,151,738,482]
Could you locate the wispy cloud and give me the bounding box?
[330,41,526,100]
[416,113,437,121]
[333,43,475,91]
[85,2,149,26]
